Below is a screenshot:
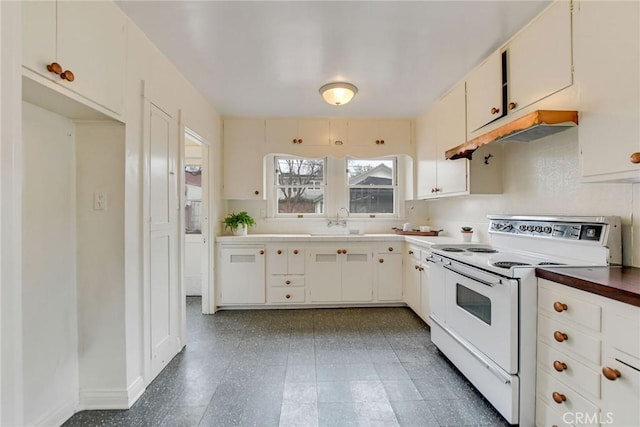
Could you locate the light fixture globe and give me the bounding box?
[319,82,358,106]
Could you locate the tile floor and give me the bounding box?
[64,297,509,426]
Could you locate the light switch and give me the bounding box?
[94,191,107,210]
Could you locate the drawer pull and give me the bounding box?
[491,107,500,115]
[285,280,291,285]
[337,249,342,254]
[553,301,568,312]
[388,247,394,252]
[409,250,414,255]
[553,361,567,372]
[277,250,282,255]
[259,250,264,255]
[553,331,568,343]
[552,392,566,404]
[414,265,419,270]
[343,249,348,254]
[285,293,291,299]
[602,366,621,381]
[293,249,299,255]
[379,258,384,263]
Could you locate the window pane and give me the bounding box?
[276,158,324,185]
[185,165,202,234]
[347,159,394,185]
[349,188,394,213]
[277,187,324,214]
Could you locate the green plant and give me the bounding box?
[223,211,255,231]
[461,226,473,232]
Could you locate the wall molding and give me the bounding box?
[78,386,132,410]
[127,376,146,407]
[34,397,77,427]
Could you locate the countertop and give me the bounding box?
[536,266,640,307]
[216,233,462,246]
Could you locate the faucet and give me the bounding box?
[328,207,350,227]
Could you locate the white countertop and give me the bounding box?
[215,233,463,246]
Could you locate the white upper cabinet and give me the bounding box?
[415,107,438,199]
[223,119,265,199]
[507,0,572,114]
[466,51,505,133]
[22,1,126,116]
[347,119,411,148]
[265,118,331,147]
[575,1,640,182]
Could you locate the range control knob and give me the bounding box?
[519,225,527,232]
[544,226,553,234]
[535,226,542,233]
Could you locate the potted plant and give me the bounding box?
[223,211,255,236]
[461,226,474,242]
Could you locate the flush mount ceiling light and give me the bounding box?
[319,82,358,106]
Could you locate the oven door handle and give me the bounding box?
[444,265,499,287]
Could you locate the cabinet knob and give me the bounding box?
[380,140,385,145]
[552,392,566,404]
[285,280,291,285]
[277,250,282,255]
[602,366,621,381]
[414,265,419,270]
[60,69,75,82]
[388,247,394,252]
[337,249,342,254]
[285,294,291,299]
[420,267,424,272]
[343,249,347,254]
[293,249,299,255]
[508,102,517,110]
[379,258,384,263]
[491,107,500,115]
[46,62,63,75]
[553,331,568,343]
[254,190,260,195]
[408,250,414,255]
[259,250,264,255]
[298,139,303,144]
[431,188,436,193]
[375,140,380,145]
[292,138,297,144]
[631,152,640,164]
[553,361,567,372]
[553,301,568,312]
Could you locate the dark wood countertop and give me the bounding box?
[536,266,640,307]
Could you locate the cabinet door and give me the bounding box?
[600,354,640,427]
[419,263,430,325]
[330,119,349,145]
[57,1,126,114]
[265,119,298,146]
[436,83,468,195]
[378,120,411,148]
[341,248,373,302]
[287,247,305,275]
[376,254,403,301]
[575,1,640,181]
[298,119,330,146]
[404,257,421,316]
[347,119,380,146]
[22,1,57,81]
[219,247,266,304]
[307,249,342,302]
[508,1,572,114]
[268,246,288,275]
[466,51,503,133]
[415,107,438,199]
[223,119,265,199]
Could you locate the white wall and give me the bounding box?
[76,122,127,403]
[416,128,637,266]
[22,102,79,426]
[185,236,202,296]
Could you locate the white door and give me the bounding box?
[341,248,373,302]
[307,249,341,302]
[199,142,211,312]
[148,104,180,378]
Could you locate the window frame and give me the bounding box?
[271,155,327,218]
[345,156,399,218]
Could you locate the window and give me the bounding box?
[347,157,396,215]
[274,156,326,215]
[184,164,202,233]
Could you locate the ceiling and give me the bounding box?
[116,1,550,118]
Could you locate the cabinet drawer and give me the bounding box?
[537,371,599,426]
[539,314,601,366]
[539,285,602,332]
[535,399,573,427]
[269,287,305,303]
[538,342,600,400]
[268,275,305,288]
[377,244,402,254]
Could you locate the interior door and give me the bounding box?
[199,141,212,313]
[148,103,179,378]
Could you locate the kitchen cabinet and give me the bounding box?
[575,1,640,182]
[266,245,306,304]
[536,279,640,427]
[375,244,403,302]
[466,51,505,133]
[347,119,411,148]
[223,119,265,199]
[267,245,305,275]
[507,1,572,115]
[435,82,468,196]
[265,119,331,147]
[218,245,266,304]
[415,107,438,199]
[404,245,422,317]
[307,246,373,302]
[22,0,126,116]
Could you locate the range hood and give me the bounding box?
[446,110,579,160]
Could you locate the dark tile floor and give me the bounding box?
[64,297,509,426]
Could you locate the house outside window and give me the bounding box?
[347,157,396,215]
[274,156,326,215]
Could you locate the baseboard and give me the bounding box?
[34,397,78,427]
[77,387,131,410]
[127,376,146,407]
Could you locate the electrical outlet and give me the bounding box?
[94,191,107,210]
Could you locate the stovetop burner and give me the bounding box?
[492,261,532,269]
[537,262,567,266]
[441,247,465,252]
[466,248,499,253]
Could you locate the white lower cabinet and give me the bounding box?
[404,246,422,316]
[375,244,403,301]
[307,246,373,302]
[218,245,265,304]
[536,279,640,427]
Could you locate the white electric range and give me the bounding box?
[427,215,622,426]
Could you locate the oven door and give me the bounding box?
[444,261,519,374]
